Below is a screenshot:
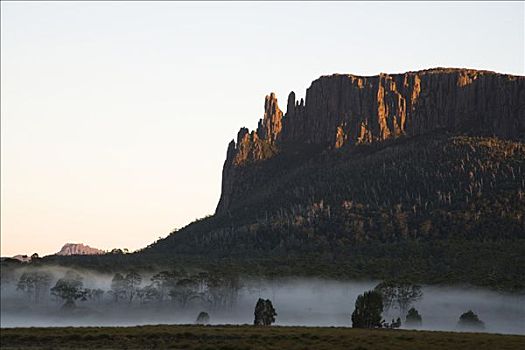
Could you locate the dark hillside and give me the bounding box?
[153,134,525,253]
[139,134,525,290]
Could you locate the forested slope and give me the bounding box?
[140,134,525,290]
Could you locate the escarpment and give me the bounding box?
[216,68,525,215]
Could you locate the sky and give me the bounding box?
[1,1,524,257]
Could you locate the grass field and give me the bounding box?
[1,324,524,350]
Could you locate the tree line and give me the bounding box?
[15,271,487,331]
[351,281,485,331]
[16,269,241,311]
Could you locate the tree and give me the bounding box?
[196,311,210,325]
[254,298,277,326]
[205,275,229,309]
[109,273,127,303]
[222,274,242,309]
[124,271,142,304]
[168,277,199,308]
[351,290,383,328]
[204,273,242,310]
[151,271,178,302]
[457,310,485,330]
[17,271,52,304]
[374,281,423,317]
[405,307,422,327]
[50,271,86,309]
[136,284,161,304]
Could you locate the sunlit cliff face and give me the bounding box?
[1,267,524,334]
[217,69,525,215]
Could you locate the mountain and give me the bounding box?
[217,68,524,214]
[33,68,523,290]
[137,68,525,289]
[55,243,104,256]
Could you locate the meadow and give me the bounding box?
[2,324,525,350]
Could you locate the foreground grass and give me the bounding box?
[1,324,524,350]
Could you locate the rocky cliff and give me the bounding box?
[217,68,525,214]
[56,243,104,256]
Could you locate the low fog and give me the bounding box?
[1,266,523,335]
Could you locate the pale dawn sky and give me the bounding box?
[1,1,524,256]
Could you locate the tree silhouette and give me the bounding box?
[254,298,277,326]
[405,307,422,327]
[351,290,383,328]
[169,277,199,308]
[109,273,127,303]
[374,281,422,317]
[196,311,210,325]
[50,271,85,309]
[458,310,485,330]
[16,271,52,304]
[124,271,142,304]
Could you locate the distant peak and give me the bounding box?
[56,243,104,256]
